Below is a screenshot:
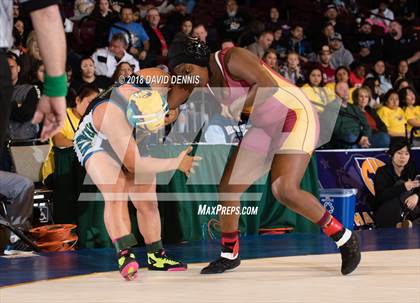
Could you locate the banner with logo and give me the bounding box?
[315,148,420,228]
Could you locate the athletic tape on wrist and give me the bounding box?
[44,73,68,97]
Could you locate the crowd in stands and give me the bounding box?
[1,0,419,230]
[6,0,419,150]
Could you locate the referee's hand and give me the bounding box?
[32,95,67,141]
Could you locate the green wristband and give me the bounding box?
[44,73,68,97]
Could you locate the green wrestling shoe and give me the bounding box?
[147,249,187,271]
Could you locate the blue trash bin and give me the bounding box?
[319,188,357,230]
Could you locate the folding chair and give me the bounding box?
[0,139,54,252]
[8,139,53,225]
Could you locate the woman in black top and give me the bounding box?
[70,57,111,93]
[373,140,420,227]
[90,0,119,48]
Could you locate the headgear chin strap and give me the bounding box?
[168,33,211,71]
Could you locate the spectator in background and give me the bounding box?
[0,171,34,254]
[13,19,27,50]
[165,1,190,43]
[279,51,305,86]
[12,1,21,19]
[192,24,217,52]
[7,53,41,141]
[394,78,412,91]
[181,0,196,15]
[366,60,393,95]
[370,1,394,27]
[322,4,349,37]
[132,5,142,23]
[92,33,140,79]
[373,140,420,228]
[217,0,250,44]
[74,0,96,20]
[28,60,45,94]
[111,61,134,83]
[70,57,111,93]
[383,20,420,67]
[392,60,414,87]
[353,87,390,148]
[301,67,335,113]
[400,87,420,146]
[317,45,335,84]
[363,76,382,109]
[331,82,371,148]
[180,18,193,36]
[350,62,366,88]
[353,19,382,64]
[265,7,286,32]
[90,0,119,49]
[262,49,279,72]
[108,5,150,63]
[329,33,354,69]
[326,66,355,103]
[192,23,220,52]
[20,31,42,83]
[136,0,175,16]
[391,0,416,23]
[143,7,169,67]
[246,31,274,59]
[270,28,288,59]
[10,27,25,58]
[377,89,407,141]
[313,22,335,53]
[286,25,314,63]
[192,24,207,43]
[42,85,99,223]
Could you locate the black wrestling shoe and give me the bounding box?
[3,240,33,255]
[339,231,361,275]
[200,256,241,274]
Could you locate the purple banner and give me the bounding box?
[315,148,420,228]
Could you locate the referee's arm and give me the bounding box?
[20,0,66,77]
[20,0,67,140]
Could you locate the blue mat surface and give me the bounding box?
[1,227,419,287]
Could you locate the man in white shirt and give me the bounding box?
[92,33,140,79]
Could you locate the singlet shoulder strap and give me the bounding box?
[214,50,224,76]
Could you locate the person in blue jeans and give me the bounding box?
[0,171,34,255]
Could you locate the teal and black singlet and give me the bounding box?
[73,83,145,166]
